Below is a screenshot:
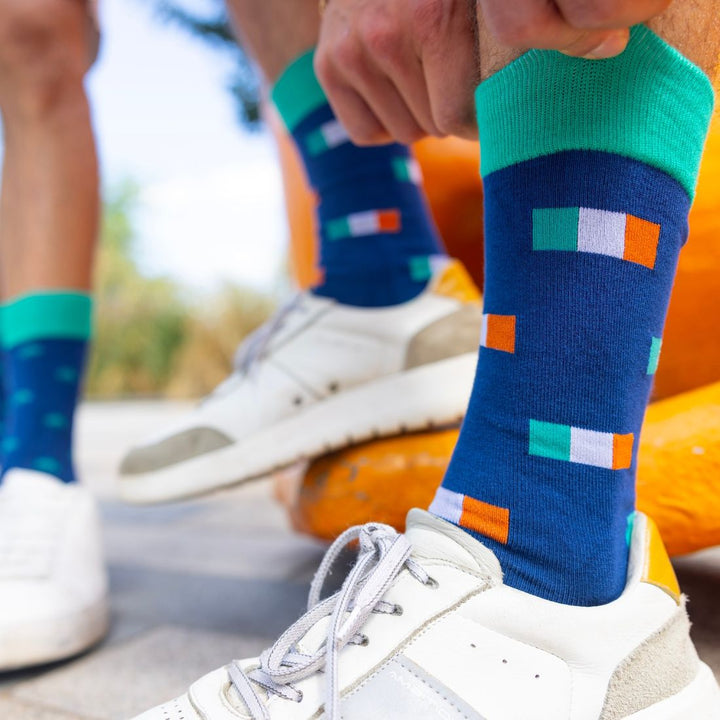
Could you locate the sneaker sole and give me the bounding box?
[627,662,720,719]
[118,353,476,504]
[0,594,109,672]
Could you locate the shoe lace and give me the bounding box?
[228,522,434,719]
[232,295,304,377]
[0,484,66,579]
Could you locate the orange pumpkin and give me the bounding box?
[271,113,720,551]
[276,381,720,557]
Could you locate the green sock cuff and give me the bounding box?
[271,48,327,132]
[475,25,715,198]
[1,291,93,349]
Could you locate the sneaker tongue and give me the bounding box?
[405,509,503,583]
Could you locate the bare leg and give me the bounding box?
[478,2,720,82]
[225,0,319,83]
[0,0,99,298]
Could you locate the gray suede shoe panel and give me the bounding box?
[338,655,486,720]
[600,604,700,719]
[404,306,483,370]
[120,427,234,475]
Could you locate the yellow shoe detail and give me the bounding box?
[641,514,681,603]
[431,260,481,304]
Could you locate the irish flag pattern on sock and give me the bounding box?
[481,313,516,353]
[408,254,448,282]
[430,487,510,544]
[392,157,423,184]
[529,419,634,470]
[533,207,661,269]
[326,209,401,241]
[305,119,351,156]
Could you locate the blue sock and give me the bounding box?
[272,50,445,307]
[1,292,92,484]
[430,28,714,605]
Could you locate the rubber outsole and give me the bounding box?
[118,353,476,505]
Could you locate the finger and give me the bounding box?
[314,50,392,145]
[368,32,442,137]
[556,0,673,30]
[337,54,427,145]
[479,0,628,57]
[420,0,480,139]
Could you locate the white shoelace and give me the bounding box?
[228,522,434,719]
[204,295,305,405]
[233,295,304,376]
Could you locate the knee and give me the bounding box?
[0,0,89,117]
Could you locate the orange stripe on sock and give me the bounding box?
[485,315,516,353]
[460,496,510,544]
[612,433,634,470]
[623,215,660,269]
[377,209,402,232]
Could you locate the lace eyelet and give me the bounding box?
[358,634,370,647]
[393,604,404,616]
[294,689,304,703]
[424,577,439,589]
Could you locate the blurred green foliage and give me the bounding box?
[86,185,275,398]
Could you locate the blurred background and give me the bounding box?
[79,0,279,399]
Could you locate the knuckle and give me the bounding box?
[360,18,400,62]
[412,0,446,41]
[333,36,364,71]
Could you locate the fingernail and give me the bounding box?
[583,31,629,59]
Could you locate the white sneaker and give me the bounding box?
[0,470,109,671]
[118,259,482,504]
[131,510,719,720]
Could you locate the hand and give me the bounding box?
[478,0,673,59]
[315,0,480,145]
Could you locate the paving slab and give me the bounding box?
[0,401,718,718]
[10,626,267,720]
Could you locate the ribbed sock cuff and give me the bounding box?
[475,25,715,198]
[1,291,93,348]
[272,48,328,133]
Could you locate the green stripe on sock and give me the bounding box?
[409,255,433,282]
[326,217,351,240]
[533,208,579,251]
[529,420,572,461]
[306,128,329,156]
[392,158,411,182]
[2,292,93,349]
[647,337,663,375]
[476,25,714,198]
[271,49,327,133]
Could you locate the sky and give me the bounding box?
[87,0,288,292]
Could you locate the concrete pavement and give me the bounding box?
[1,401,718,719]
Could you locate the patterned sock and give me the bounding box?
[431,27,714,605]
[1,292,92,484]
[272,50,445,307]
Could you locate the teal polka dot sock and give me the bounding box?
[1,292,92,484]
